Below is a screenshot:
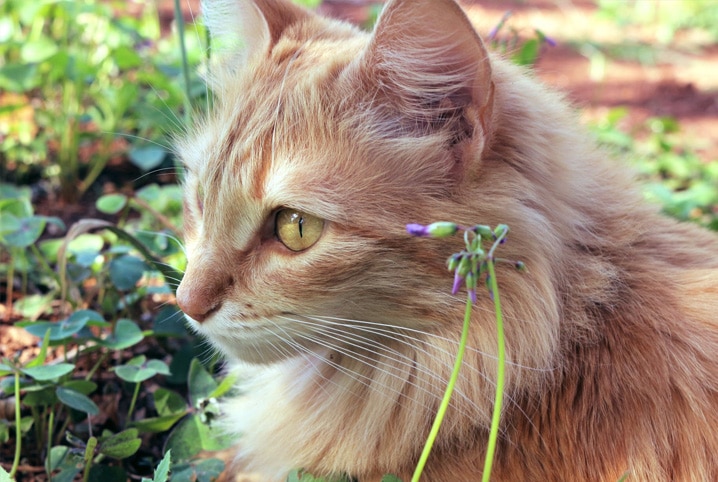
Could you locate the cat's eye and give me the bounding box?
[275,209,324,252]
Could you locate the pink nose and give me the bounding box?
[176,264,234,323]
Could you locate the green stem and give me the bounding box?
[126,382,141,423]
[30,244,61,287]
[82,436,97,482]
[411,297,473,482]
[54,406,71,447]
[173,0,192,126]
[47,409,55,479]
[10,372,21,478]
[5,250,15,320]
[85,351,109,382]
[482,259,506,482]
[78,137,113,199]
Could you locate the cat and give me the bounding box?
[174,0,718,480]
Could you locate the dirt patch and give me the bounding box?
[463,0,718,161]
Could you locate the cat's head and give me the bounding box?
[175,0,499,364]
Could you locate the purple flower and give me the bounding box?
[465,271,478,304]
[452,271,463,295]
[468,288,477,304]
[406,222,459,238]
[406,223,430,237]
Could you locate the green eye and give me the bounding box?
[275,209,324,252]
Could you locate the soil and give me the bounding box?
[2,0,716,478]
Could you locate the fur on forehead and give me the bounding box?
[193,0,496,225]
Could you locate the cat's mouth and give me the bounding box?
[184,311,337,365]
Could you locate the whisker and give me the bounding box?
[287,315,544,441]
[132,166,186,184]
[274,317,483,418]
[288,316,490,414]
[109,131,174,151]
[314,315,555,373]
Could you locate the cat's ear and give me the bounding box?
[202,0,308,71]
[365,0,494,149]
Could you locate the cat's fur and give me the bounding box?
[175,0,718,480]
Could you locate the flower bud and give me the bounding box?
[494,224,509,238]
[426,222,459,238]
[406,223,430,237]
[451,270,463,295]
[457,255,472,278]
[446,253,462,272]
[473,225,494,239]
[465,272,478,303]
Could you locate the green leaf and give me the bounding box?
[381,476,403,482]
[208,371,239,399]
[188,358,218,407]
[291,0,322,7]
[163,415,202,461]
[23,310,102,341]
[130,388,188,432]
[141,450,171,482]
[56,386,99,415]
[152,306,188,337]
[100,318,144,350]
[67,233,105,257]
[20,36,59,62]
[0,212,20,246]
[114,356,170,383]
[99,428,142,459]
[0,63,40,92]
[62,379,97,395]
[25,329,51,368]
[512,38,540,66]
[113,45,143,69]
[22,386,57,407]
[129,145,167,171]
[96,194,128,215]
[154,388,187,416]
[21,363,74,381]
[286,469,354,482]
[0,196,32,217]
[171,458,225,482]
[13,294,54,320]
[1,214,46,247]
[130,412,186,433]
[87,464,128,482]
[109,254,148,290]
[46,445,82,481]
[164,414,234,461]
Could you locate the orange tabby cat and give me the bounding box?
[175,0,718,480]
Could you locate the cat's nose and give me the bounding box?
[176,264,234,323]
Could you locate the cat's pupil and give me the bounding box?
[274,209,324,251]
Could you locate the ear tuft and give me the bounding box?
[202,0,309,80]
[366,0,494,143]
[202,0,270,65]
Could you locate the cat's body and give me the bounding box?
[175,0,718,480]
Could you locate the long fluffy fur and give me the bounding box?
[176,0,718,480]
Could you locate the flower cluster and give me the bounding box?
[406,222,525,303]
